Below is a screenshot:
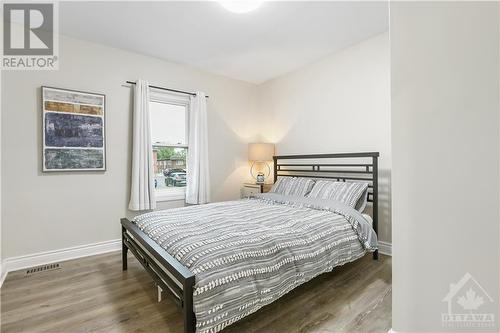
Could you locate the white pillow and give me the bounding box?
[270,177,315,197]
[355,187,369,212]
[307,180,368,209]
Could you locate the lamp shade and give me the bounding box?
[248,143,275,162]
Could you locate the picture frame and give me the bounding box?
[42,86,106,172]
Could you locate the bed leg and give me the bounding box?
[372,249,379,261]
[183,276,196,333]
[122,226,128,271]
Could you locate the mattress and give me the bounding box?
[133,194,377,333]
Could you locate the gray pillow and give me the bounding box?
[270,177,315,197]
[355,187,369,212]
[307,180,368,209]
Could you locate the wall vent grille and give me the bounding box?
[26,263,61,276]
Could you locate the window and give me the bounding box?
[150,91,189,201]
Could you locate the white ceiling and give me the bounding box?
[60,1,389,84]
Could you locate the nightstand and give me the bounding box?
[241,183,272,198]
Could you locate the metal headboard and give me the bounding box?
[273,152,379,259]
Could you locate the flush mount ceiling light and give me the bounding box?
[219,1,263,14]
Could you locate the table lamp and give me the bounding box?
[248,143,275,184]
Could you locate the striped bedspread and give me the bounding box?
[133,194,377,333]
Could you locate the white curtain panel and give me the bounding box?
[186,92,210,204]
[129,80,156,211]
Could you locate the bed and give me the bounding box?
[121,152,379,333]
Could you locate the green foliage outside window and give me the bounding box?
[157,147,187,161]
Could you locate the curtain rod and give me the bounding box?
[125,81,209,98]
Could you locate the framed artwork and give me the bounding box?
[42,86,106,171]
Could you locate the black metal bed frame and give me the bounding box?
[273,152,379,260]
[121,152,379,333]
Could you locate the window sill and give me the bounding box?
[156,188,186,202]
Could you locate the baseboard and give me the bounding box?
[0,239,121,287]
[0,260,6,288]
[388,329,398,333]
[378,241,392,256]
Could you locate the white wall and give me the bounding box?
[257,33,391,243]
[0,69,3,282]
[2,31,391,260]
[391,2,499,332]
[1,36,259,258]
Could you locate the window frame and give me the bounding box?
[149,89,190,202]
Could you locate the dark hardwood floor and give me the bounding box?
[1,252,391,333]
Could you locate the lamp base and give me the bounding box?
[250,162,270,184]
